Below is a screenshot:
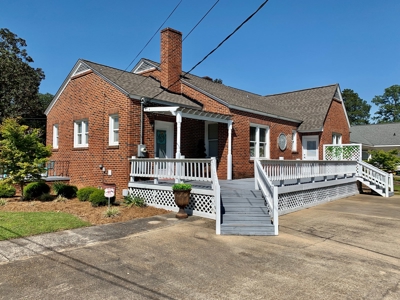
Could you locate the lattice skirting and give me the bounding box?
[278,182,358,215]
[128,187,216,220]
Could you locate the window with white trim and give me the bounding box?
[292,130,297,152]
[250,125,270,158]
[53,124,59,149]
[332,133,342,145]
[109,115,119,146]
[74,120,88,147]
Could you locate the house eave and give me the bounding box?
[298,128,324,133]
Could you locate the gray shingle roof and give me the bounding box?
[132,59,341,131]
[82,60,202,109]
[350,123,400,146]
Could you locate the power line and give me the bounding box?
[134,0,220,90]
[113,0,183,83]
[148,0,270,101]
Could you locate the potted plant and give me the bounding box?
[172,183,192,219]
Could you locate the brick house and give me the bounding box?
[45,27,350,194]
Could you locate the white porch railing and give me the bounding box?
[261,159,357,183]
[254,159,278,235]
[129,157,212,183]
[210,158,221,234]
[357,160,394,197]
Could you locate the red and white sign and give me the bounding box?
[104,187,115,198]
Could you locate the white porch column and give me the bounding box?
[227,120,233,180]
[175,111,182,183]
[175,111,182,159]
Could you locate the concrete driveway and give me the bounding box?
[0,193,399,299]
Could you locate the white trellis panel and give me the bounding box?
[323,144,362,161]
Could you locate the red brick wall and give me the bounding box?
[46,72,142,198]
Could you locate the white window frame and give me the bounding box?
[332,133,342,145]
[292,130,297,152]
[74,119,88,148]
[205,121,218,158]
[53,124,59,149]
[250,124,270,159]
[109,114,119,146]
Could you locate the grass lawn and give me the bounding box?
[394,176,400,194]
[0,211,90,241]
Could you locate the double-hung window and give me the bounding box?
[53,124,59,149]
[109,115,119,146]
[332,133,342,145]
[74,120,88,147]
[250,124,270,158]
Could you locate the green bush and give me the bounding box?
[89,189,115,207]
[0,183,16,198]
[52,182,66,194]
[123,194,146,207]
[77,187,98,202]
[23,181,50,200]
[56,184,77,199]
[171,183,192,191]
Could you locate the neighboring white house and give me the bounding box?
[350,123,400,160]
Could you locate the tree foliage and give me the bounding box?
[372,85,400,123]
[0,28,45,122]
[213,78,223,84]
[0,118,51,195]
[342,89,371,125]
[368,149,400,173]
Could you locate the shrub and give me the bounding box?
[56,184,78,199]
[39,193,54,202]
[103,207,120,218]
[77,187,98,202]
[54,195,68,203]
[23,181,50,200]
[171,183,192,191]
[0,198,7,206]
[89,189,115,207]
[123,194,146,207]
[0,183,16,198]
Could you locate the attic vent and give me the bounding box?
[134,61,156,74]
[334,89,341,100]
[73,63,90,76]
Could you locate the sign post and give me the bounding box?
[104,186,115,208]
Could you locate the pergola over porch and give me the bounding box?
[144,106,233,180]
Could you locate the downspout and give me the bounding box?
[140,97,145,145]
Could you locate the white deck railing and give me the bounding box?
[357,160,393,197]
[260,159,357,183]
[254,159,278,235]
[210,158,221,234]
[129,157,213,183]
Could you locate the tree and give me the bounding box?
[0,28,45,122]
[342,89,371,125]
[372,85,400,123]
[0,118,51,197]
[213,78,223,84]
[368,149,400,173]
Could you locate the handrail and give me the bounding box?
[254,159,278,235]
[210,157,221,235]
[357,161,393,197]
[259,159,357,182]
[129,158,213,182]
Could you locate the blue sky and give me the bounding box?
[2,0,399,116]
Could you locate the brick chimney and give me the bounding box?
[160,28,182,94]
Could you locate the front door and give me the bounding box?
[302,135,319,160]
[154,121,174,176]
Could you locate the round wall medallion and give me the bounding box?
[278,133,287,151]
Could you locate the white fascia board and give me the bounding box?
[182,79,230,107]
[336,85,351,129]
[132,59,160,74]
[45,60,84,115]
[229,104,302,124]
[144,107,180,113]
[373,145,400,147]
